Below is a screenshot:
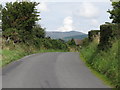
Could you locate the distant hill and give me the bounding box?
[63,34,88,41]
[46,31,87,41]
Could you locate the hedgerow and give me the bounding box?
[88,30,100,41]
[99,24,120,50]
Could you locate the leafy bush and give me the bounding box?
[2,28,21,42]
[108,1,120,23]
[81,38,89,47]
[2,2,40,44]
[88,30,100,41]
[67,38,76,46]
[42,39,68,50]
[2,2,39,31]
[99,24,120,50]
[2,41,68,67]
[32,25,45,39]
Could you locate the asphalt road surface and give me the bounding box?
[2,52,110,88]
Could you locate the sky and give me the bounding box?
[1,0,113,34]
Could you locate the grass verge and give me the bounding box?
[1,43,68,67]
[80,40,119,88]
[80,53,114,88]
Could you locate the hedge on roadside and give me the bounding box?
[88,30,100,41]
[98,24,120,51]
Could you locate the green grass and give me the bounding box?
[80,53,113,88]
[80,40,119,88]
[1,43,68,67]
[2,47,27,67]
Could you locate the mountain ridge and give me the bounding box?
[46,31,87,40]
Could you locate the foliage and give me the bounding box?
[99,24,113,50]
[2,28,20,42]
[108,1,120,23]
[67,38,76,46]
[88,30,100,41]
[2,42,68,67]
[81,38,89,47]
[112,24,120,39]
[1,1,69,57]
[99,24,120,50]
[80,40,119,88]
[2,2,40,42]
[0,4,2,31]
[0,4,2,20]
[33,24,46,39]
[42,38,68,50]
[80,1,120,88]
[1,1,72,68]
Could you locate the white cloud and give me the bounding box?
[91,19,99,25]
[75,2,99,18]
[57,16,74,32]
[37,2,48,12]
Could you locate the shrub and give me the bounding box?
[81,38,89,47]
[41,39,68,50]
[32,25,45,39]
[88,30,100,41]
[99,24,120,50]
[67,38,76,46]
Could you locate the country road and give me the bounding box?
[2,52,109,88]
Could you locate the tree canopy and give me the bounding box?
[2,2,39,31]
[108,1,120,23]
[2,2,43,43]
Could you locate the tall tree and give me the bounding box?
[33,24,45,39]
[2,1,40,42]
[108,1,120,23]
[0,4,2,31]
[0,4,2,20]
